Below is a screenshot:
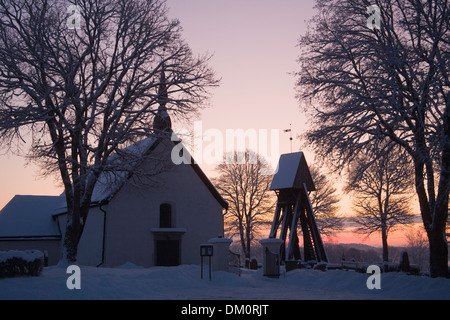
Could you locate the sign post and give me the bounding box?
[200,244,214,280]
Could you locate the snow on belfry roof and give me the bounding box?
[0,195,63,238]
[270,152,315,191]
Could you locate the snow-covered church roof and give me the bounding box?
[88,135,227,209]
[52,134,227,214]
[51,136,159,215]
[90,136,158,204]
[0,195,63,239]
[0,133,228,238]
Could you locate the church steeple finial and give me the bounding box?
[153,65,172,134]
[157,66,169,106]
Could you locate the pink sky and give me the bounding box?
[0,0,419,247]
[0,0,315,204]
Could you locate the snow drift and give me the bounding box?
[0,263,449,300]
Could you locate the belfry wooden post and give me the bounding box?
[269,152,328,263]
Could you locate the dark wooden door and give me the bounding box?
[156,240,180,266]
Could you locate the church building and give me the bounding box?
[0,72,228,267]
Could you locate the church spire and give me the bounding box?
[153,66,172,134]
[157,67,169,106]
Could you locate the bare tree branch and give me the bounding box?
[213,150,275,260]
[297,0,449,277]
[0,0,219,262]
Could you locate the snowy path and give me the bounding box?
[0,264,449,300]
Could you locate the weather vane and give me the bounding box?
[284,124,293,153]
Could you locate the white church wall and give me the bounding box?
[102,182,159,268]
[166,162,224,265]
[101,140,225,268]
[77,206,105,267]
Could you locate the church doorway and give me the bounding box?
[155,239,180,266]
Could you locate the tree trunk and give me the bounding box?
[429,168,449,277]
[427,105,449,278]
[62,205,88,263]
[428,231,448,278]
[63,220,82,263]
[415,161,449,278]
[381,227,389,263]
[238,217,247,259]
[245,224,252,260]
[429,105,450,278]
[413,158,449,277]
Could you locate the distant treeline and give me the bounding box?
[230,241,430,272]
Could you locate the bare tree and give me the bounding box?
[0,0,218,263]
[309,165,343,238]
[296,0,449,277]
[346,149,414,262]
[405,227,429,272]
[213,150,275,260]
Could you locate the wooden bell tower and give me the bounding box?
[269,152,328,263]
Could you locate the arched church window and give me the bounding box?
[159,203,172,228]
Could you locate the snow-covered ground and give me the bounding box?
[0,263,449,300]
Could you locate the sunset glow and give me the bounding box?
[0,0,422,248]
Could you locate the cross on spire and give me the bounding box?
[153,65,172,133]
